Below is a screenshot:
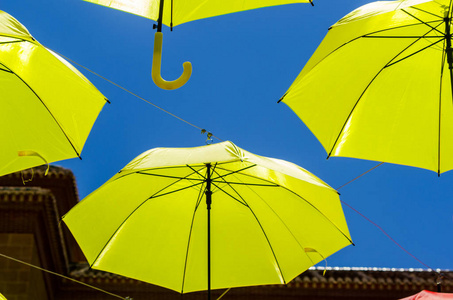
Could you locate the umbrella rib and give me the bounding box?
[0,40,24,46]
[136,171,206,182]
[386,37,444,68]
[0,34,35,43]
[280,20,442,102]
[0,63,13,73]
[210,166,280,187]
[238,195,319,278]
[214,165,289,187]
[181,179,207,294]
[211,182,249,207]
[347,20,442,38]
[213,165,289,187]
[410,6,443,20]
[363,35,441,38]
[114,165,206,181]
[89,179,205,268]
[239,201,288,284]
[187,164,207,180]
[328,27,444,157]
[451,0,453,19]
[401,9,444,35]
[214,169,352,267]
[214,165,330,191]
[210,164,258,182]
[212,181,279,187]
[214,165,352,244]
[115,162,231,180]
[210,169,287,284]
[372,20,445,68]
[0,56,83,158]
[145,181,205,199]
[211,165,255,206]
[278,186,354,245]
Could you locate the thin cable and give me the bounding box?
[0,252,127,299]
[335,162,434,270]
[216,288,231,300]
[338,200,434,270]
[336,162,434,270]
[336,162,384,190]
[47,47,223,142]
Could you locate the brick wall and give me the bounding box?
[0,233,48,300]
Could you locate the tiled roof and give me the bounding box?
[292,267,451,291]
[67,264,452,292]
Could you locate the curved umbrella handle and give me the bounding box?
[152,32,192,90]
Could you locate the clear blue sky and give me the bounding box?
[3,0,453,273]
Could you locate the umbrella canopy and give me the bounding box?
[279,0,453,174]
[0,10,107,177]
[83,0,313,90]
[400,290,453,299]
[84,0,313,27]
[62,141,352,295]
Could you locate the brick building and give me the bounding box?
[0,166,450,300]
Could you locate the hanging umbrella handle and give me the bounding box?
[152,32,192,90]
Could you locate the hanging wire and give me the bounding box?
[338,200,434,270]
[47,47,223,143]
[334,162,435,270]
[216,288,231,300]
[336,162,384,190]
[0,252,128,299]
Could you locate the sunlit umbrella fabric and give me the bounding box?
[62,141,352,293]
[84,0,312,27]
[280,0,453,174]
[0,10,107,176]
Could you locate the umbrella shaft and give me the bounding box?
[445,18,453,70]
[157,0,165,32]
[206,163,212,300]
[443,17,453,104]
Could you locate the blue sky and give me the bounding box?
[3,0,453,274]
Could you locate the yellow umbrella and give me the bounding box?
[280,0,453,175]
[62,141,352,298]
[0,10,108,177]
[84,0,313,90]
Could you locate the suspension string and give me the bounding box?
[335,162,434,270]
[47,47,223,142]
[216,288,231,300]
[336,162,384,190]
[338,200,434,270]
[0,252,127,299]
